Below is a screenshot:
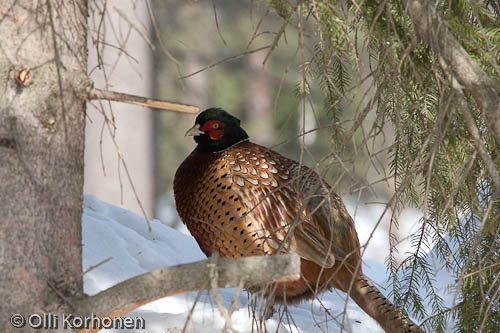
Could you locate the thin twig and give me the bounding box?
[102,119,152,231]
[107,1,155,51]
[47,281,75,310]
[145,0,182,68]
[262,0,305,66]
[212,0,227,46]
[57,257,113,288]
[178,45,271,80]
[83,257,113,275]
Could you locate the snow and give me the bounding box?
[82,194,453,332]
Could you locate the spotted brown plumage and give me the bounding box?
[174,108,422,333]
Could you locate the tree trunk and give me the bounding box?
[0,0,87,330]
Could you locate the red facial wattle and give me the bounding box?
[200,120,226,141]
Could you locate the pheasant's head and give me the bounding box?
[186,108,249,152]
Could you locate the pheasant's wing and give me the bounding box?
[226,143,355,268]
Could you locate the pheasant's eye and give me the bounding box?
[212,123,220,129]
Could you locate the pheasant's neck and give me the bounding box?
[209,138,250,153]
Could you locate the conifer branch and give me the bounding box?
[404,0,500,143]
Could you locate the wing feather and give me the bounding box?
[226,143,350,268]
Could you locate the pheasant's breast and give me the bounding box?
[175,145,289,258]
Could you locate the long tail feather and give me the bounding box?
[347,274,424,333]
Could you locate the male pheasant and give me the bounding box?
[174,108,421,333]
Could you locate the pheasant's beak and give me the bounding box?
[185,123,205,137]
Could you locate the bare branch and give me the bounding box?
[73,253,300,332]
[87,87,199,114]
[212,0,227,46]
[262,0,305,67]
[178,45,271,80]
[404,0,500,142]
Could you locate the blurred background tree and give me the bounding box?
[150,1,498,332]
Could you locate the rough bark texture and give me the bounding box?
[0,0,87,330]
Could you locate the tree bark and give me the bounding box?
[0,0,87,330]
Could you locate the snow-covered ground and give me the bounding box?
[82,194,453,332]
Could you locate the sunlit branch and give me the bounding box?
[87,87,200,114]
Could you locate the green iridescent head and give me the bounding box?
[185,108,249,152]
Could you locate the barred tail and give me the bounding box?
[347,274,423,333]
